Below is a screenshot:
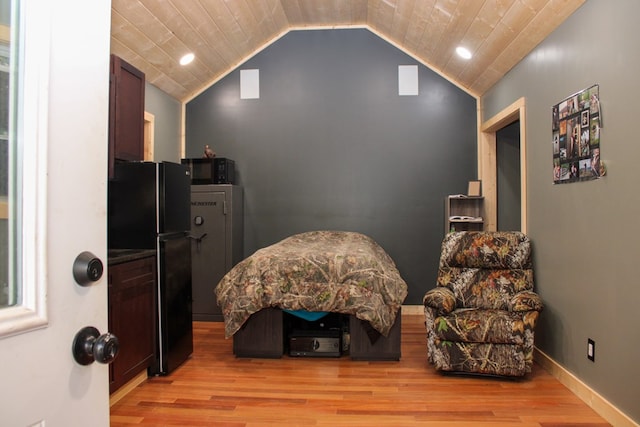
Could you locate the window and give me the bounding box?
[0,0,49,337]
[0,0,17,311]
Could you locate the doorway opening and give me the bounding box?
[479,97,527,233]
[496,120,521,231]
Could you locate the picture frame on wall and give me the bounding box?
[551,84,603,184]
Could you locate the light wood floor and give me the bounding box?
[110,314,611,426]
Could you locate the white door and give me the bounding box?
[0,1,112,426]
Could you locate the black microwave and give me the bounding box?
[181,158,235,185]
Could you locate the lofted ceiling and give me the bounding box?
[110,0,585,102]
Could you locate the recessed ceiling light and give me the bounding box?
[456,46,472,60]
[179,53,195,66]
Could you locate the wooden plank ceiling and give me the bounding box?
[111,0,585,102]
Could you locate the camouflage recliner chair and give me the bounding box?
[423,231,543,377]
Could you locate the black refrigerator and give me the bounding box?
[108,161,193,375]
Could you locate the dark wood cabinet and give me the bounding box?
[232,308,402,360]
[349,307,401,360]
[108,54,145,178]
[233,308,283,358]
[108,255,156,394]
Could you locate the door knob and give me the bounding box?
[72,326,119,365]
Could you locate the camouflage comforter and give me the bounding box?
[215,231,408,338]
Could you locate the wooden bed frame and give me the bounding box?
[232,307,402,360]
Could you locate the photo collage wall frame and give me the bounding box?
[552,84,602,184]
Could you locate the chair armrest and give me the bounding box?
[423,287,456,314]
[510,290,543,312]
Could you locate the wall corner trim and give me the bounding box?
[534,348,639,427]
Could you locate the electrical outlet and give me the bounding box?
[587,339,595,362]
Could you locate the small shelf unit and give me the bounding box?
[445,195,484,233]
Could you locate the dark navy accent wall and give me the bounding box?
[186,29,477,304]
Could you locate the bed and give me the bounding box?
[215,230,408,360]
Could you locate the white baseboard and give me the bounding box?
[534,348,638,427]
